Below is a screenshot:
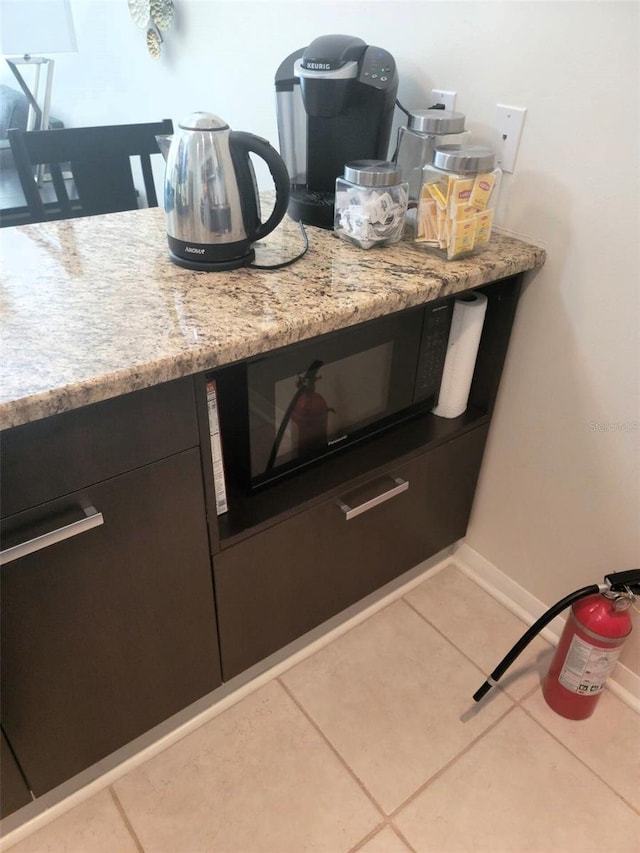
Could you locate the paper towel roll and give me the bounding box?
[433,291,488,418]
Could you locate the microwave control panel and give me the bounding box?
[414,300,455,403]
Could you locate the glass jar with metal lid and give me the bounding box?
[334,160,408,249]
[394,110,470,207]
[415,144,501,260]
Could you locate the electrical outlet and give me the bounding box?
[494,104,527,173]
[430,89,457,112]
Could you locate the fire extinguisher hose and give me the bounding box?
[472,584,600,702]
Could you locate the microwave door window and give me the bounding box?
[253,342,394,477]
[324,343,393,433]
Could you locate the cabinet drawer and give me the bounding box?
[1,377,199,517]
[1,449,221,796]
[214,424,488,680]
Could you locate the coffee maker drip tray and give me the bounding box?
[288,187,336,230]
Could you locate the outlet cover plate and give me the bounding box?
[430,89,457,112]
[495,104,527,173]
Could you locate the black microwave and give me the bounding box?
[211,297,455,492]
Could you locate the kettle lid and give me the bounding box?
[178,112,229,131]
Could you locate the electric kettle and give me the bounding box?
[157,112,290,270]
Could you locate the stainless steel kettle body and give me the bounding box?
[159,112,290,270]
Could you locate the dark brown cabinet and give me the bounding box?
[0,375,202,519]
[0,379,222,815]
[214,425,488,680]
[1,451,221,798]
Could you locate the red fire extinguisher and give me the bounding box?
[473,569,639,719]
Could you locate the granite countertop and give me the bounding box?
[0,207,545,430]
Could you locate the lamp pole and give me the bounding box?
[6,55,56,183]
[6,55,55,133]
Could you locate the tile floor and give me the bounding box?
[4,562,640,853]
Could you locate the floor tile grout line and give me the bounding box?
[401,593,539,706]
[276,677,389,821]
[518,682,544,703]
[387,820,419,853]
[400,595,512,694]
[518,703,640,817]
[275,597,403,685]
[108,786,145,853]
[278,593,523,824]
[347,820,418,853]
[281,661,520,828]
[346,821,388,852]
[386,703,519,822]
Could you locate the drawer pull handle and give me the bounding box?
[336,477,409,521]
[0,505,104,565]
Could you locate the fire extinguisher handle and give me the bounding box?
[605,568,640,593]
[472,583,601,703]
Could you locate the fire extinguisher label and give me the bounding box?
[558,634,623,694]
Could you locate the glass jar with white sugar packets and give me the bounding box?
[334,160,408,250]
[415,145,501,260]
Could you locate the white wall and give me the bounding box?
[5,1,638,672]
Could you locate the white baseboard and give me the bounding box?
[453,543,640,712]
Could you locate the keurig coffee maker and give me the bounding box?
[275,34,399,229]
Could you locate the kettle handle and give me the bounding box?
[229,131,290,242]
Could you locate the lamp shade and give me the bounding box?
[0,0,77,56]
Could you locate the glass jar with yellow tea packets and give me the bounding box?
[415,145,501,260]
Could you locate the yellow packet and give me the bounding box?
[474,209,494,245]
[415,202,427,240]
[427,213,440,243]
[420,181,434,202]
[469,172,496,211]
[447,218,476,259]
[448,177,475,210]
[415,198,438,242]
[425,179,449,210]
[452,203,476,221]
[441,174,453,206]
[437,209,449,248]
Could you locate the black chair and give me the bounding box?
[7,119,173,223]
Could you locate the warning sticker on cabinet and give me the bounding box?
[206,379,228,516]
[558,634,622,694]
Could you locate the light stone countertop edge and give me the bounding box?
[0,208,546,430]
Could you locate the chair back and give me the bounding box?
[8,119,173,223]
